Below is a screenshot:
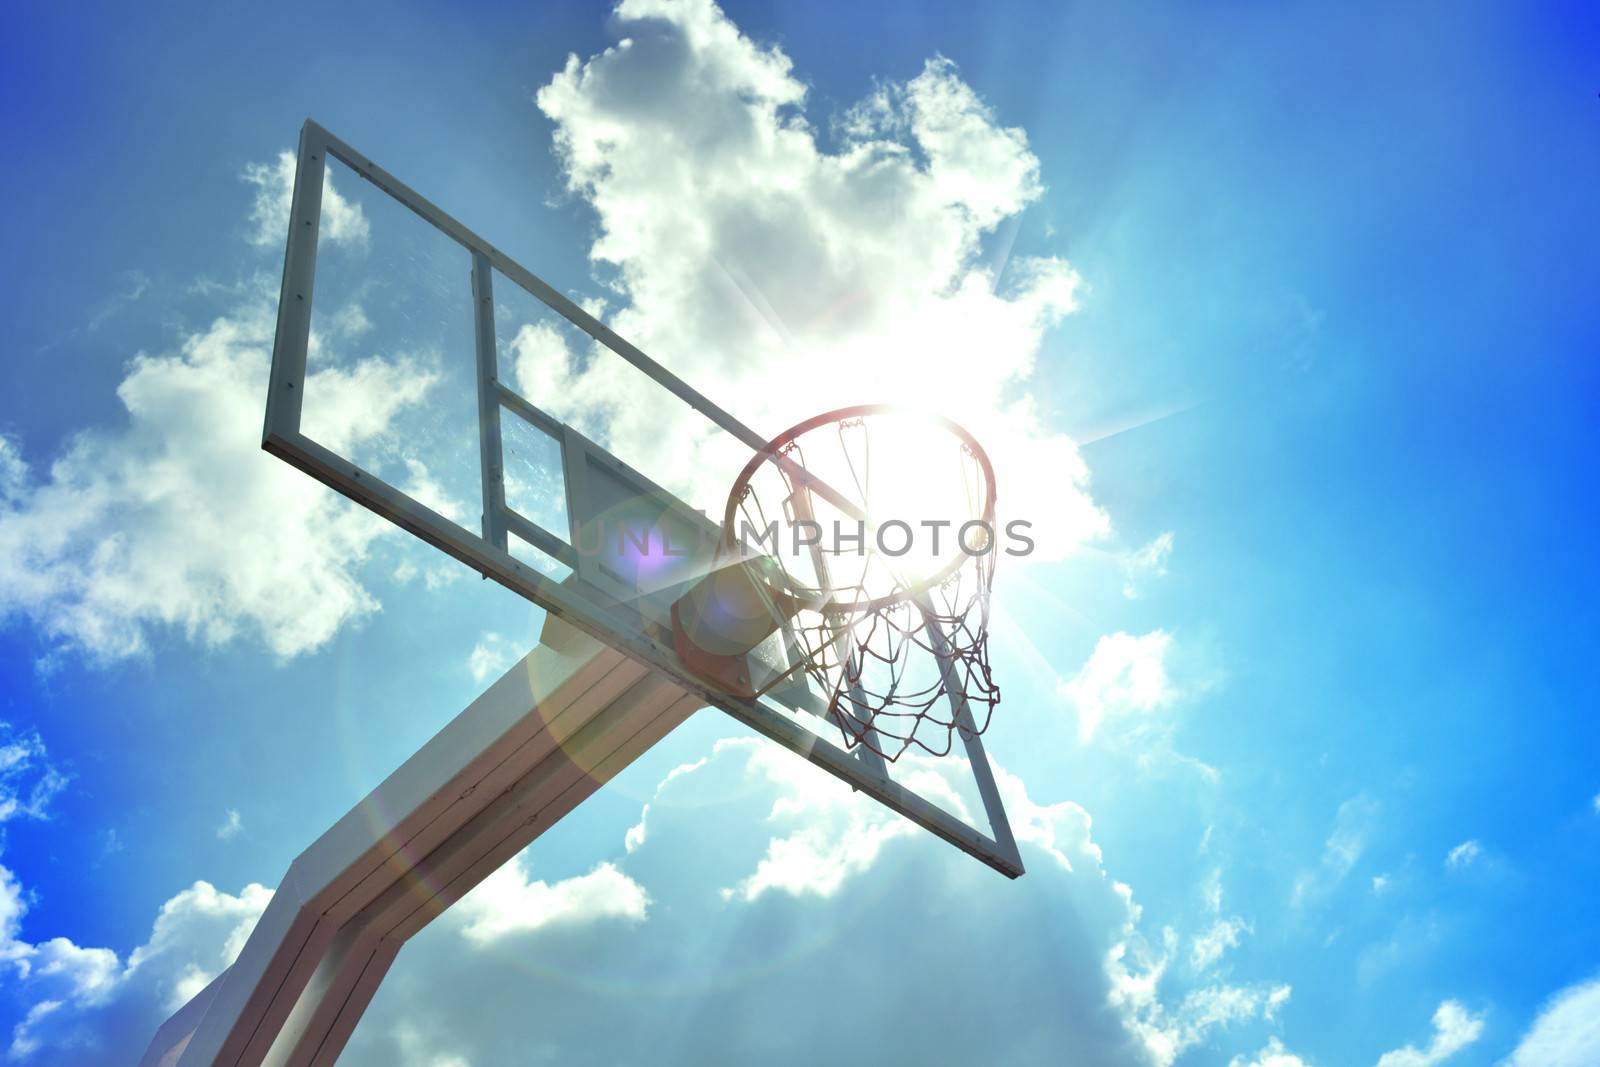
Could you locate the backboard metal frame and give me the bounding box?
[263,119,1022,878]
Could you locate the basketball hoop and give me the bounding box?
[672,405,1001,761]
[166,121,1026,1067]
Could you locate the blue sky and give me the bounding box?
[2,1,1598,1064]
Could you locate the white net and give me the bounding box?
[726,407,1000,760]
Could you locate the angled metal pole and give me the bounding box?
[141,626,699,1067]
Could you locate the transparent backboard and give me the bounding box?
[263,120,1022,877]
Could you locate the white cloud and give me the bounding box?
[1192,916,1250,972]
[1109,924,1295,1067]
[1374,1000,1484,1067]
[1123,531,1174,598]
[0,724,271,1059]
[623,804,649,853]
[0,730,98,1056]
[327,302,373,340]
[34,271,150,357]
[1506,975,1600,1067]
[215,808,243,841]
[639,737,1288,1067]
[4,864,123,1016]
[718,738,921,902]
[243,150,369,250]
[1,133,449,666]
[0,284,435,662]
[530,0,1108,558]
[0,851,644,1059]
[5,722,1295,1066]
[1229,1037,1313,1067]
[0,441,27,507]
[453,859,648,945]
[467,632,521,684]
[3,875,272,1059]
[1444,840,1481,870]
[398,458,466,525]
[1200,868,1224,912]
[1292,794,1379,909]
[0,725,67,825]
[1355,914,1444,989]
[391,1023,472,1067]
[6,1001,61,1061]
[120,880,273,1011]
[1057,630,1177,742]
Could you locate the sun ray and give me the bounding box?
[1073,398,1200,449]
